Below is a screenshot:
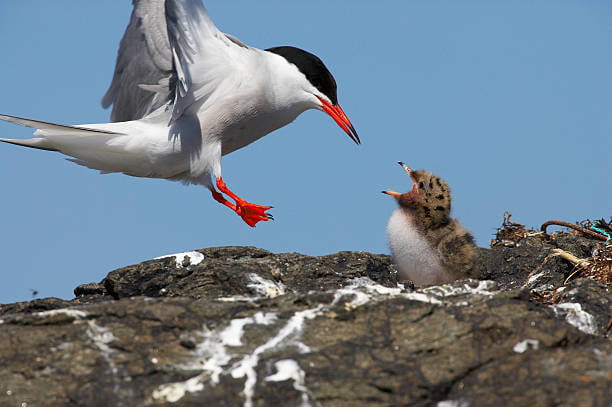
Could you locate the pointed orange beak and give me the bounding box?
[382,190,402,197]
[317,96,360,145]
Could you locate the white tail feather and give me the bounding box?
[0,136,57,151]
[0,113,126,152]
[0,113,188,179]
[0,114,123,136]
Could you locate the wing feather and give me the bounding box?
[102,0,251,124]
[102,0,173,122]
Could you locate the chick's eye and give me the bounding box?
[418,182,425,189]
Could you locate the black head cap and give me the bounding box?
[266,46,338,105]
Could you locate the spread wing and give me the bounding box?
[102,0,172,122]
[102,0,250,123]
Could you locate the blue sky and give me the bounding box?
[0,1,610,304]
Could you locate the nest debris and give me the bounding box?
[492,213,611,304]
[490,212,541,247]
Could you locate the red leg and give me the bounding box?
[213,177,273,227]
[210,188,236,211]
[215,178,241,202]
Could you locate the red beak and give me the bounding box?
[317,96,360,145]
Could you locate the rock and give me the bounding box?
[74,282,106,297]
[101,247,398,300]
[0,240,610,407]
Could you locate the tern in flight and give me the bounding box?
[0,0,359,226]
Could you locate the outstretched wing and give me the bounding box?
[102,0,173,122]
[102,0,251,123]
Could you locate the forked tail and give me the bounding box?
[0,114,124,152]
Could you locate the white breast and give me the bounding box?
[386,209,451,285]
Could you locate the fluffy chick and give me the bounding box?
[383,162,477,285]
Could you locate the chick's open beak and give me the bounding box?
[382,162,419,198]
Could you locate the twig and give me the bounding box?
[524,250,563,287]
[553,248,591,268]
[525,248,592,287]
[540,220,608,241]
[553,248,592,285]
[503,211,525,228]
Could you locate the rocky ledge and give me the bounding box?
[0,230,610,406]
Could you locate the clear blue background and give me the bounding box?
[0,1,610,304]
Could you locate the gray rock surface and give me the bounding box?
[0,240,610,407]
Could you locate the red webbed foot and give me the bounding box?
[235,200,273,227]
[211,177,273,227]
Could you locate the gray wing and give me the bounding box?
[101,0,173,122]
[102,0,251,124]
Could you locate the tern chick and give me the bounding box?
[383,162,477,285]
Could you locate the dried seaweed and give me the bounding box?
[490,212,540,247]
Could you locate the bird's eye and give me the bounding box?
[418,182,425,189]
